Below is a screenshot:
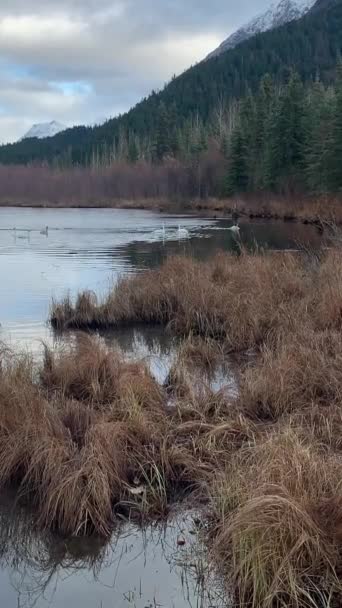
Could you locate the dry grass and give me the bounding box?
[9,247,342,605]
[205,193,342,225]
[211,430,342,607]
[51,251,309,353]
[0,336,198,536]
[0,332,255,538]
[240,329,342,421]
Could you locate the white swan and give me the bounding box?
[227,224,240,234]
[178,225,189,238]
[40,226,48,236]
[154,223,166,239]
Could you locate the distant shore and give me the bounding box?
[0,195,340,227]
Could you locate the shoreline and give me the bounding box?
[2,249,342,605]
[0,196,338,228]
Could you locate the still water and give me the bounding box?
[0,207,321,353]
[0,493,223,608]
[0,207,322,607]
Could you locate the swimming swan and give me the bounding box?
[227,224,240,234]
[154,224,166,239]
[178,225,189,238]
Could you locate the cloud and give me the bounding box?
[0,0,272,144]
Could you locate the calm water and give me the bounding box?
[0,494,223,608]
[0,207,322,607]
[0,207,322,353]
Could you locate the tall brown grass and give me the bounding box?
[0,336,202,536]
[240,329,342,421]
[10,247,342,605]
[211,430,342,607]
[51,252,309,352]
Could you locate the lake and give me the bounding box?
[0,206,322,607]
[0,207,322,354]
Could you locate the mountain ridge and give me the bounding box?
[207,0,316,59]
[21,121,66,141]
[0,0,341,166]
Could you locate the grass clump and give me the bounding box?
[0,336,193,536]
[50,252,308,351]
[10,246,342,606]
[211,430,342,608]
[240,329,342,421]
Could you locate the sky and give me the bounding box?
[0,0,273,144]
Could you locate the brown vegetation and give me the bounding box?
[6,247,342,604]
[0,160,223,208]
[0,336,189,536]
[203,193,342,225]
[51,251,310,349]
[212,431,342,607]
[47,246,342,606]
[1,164,342,227]
[0,333,244,538]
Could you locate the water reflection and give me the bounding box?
[0,208,319,607]
[121,218,323,270]
[0,208,323,353]
[0,494,224,608]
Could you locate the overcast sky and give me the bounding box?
[0,0,272,144]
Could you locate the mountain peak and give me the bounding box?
[21,121,66,140]
[207,0,316,59]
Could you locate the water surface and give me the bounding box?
[0,207,322,607]
[0,207,322,353]
[0,494,223,608]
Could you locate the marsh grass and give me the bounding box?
[10,247,342,605]
[211,430,342,607]
[0,336,187,536]
[240,329,342,421]
[50,252,310,352]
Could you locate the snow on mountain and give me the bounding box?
[21,121,66,140]
[207,0,316,59]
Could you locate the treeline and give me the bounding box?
[0,0,341,167]
[0,158,225,205]
[225,68,342,195]
[2,69,342,204]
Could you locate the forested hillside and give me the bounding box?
[0,0,341,169]
[223,69,342,195]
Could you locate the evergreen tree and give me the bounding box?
[152,102,172,162]
[328,62,342,191]
[128,137,139,163]
[263,72,306,191]
[253,74,275,189]
[227,127,249,194]
[304,80,334,193]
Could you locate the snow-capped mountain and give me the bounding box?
[21,121,66,140]
[207,0,316,59]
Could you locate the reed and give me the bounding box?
[50,251,309,353]
[211,430,342,607]
[10,246,342,605]
[0,337,184,536]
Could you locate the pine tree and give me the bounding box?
[152,102,172,162]
[263,72,306,191]
[226,127,249,194]
[328,62,342,191]
[253,74,275,189]
[304,80,334,193]
[128,137,139,163]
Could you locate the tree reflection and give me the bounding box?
[0,496,225,608]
